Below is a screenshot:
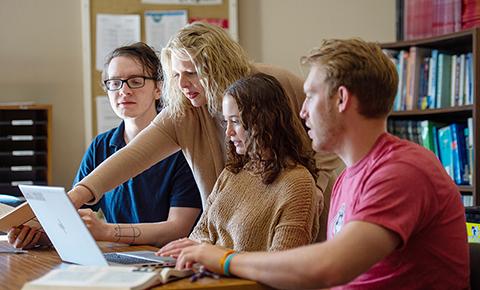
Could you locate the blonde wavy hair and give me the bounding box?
[161,22,251,118]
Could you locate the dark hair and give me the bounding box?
[102,42,163,109]
[301,38,398,118]
[224,73,318,184]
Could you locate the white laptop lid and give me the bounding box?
[19,185,108,266]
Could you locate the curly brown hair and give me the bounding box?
[224,73,318,184]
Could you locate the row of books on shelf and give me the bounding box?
[388,118,473,186]
[386,48,473,111]
[399,0,462,41]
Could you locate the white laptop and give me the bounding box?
[18,184,176,267]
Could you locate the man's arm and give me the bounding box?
[233,221,400,289]
[80,207,200,246]
[177,220,400,289]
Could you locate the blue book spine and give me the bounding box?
[451,123,468,185]
[464,127,471,185]
[432,125,440,158]
[466,53,473,105]
[438,125,454,179]
[394,52,402,111]
[429,49,439,108]
[400,51,409,111]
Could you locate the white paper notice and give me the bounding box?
[96,14,141,71]
[145,10,188,50]
[96,96,121,134]
[142,0,222,5]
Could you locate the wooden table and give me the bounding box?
[0,241,271,290]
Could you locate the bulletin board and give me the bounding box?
[81,0,238,142]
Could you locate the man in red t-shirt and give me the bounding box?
[327,132,468,288]
[170,38,470,290]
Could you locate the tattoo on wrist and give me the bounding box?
[113,224,141,244]
[114,224,121,243]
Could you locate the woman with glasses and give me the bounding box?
[8,42,202,248]
[67,22,344,241]
[158,73,320,257]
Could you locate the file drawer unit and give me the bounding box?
[0,105,52,196]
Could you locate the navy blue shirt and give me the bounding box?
[73,122,202,224]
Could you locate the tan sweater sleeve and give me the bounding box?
[77,110,182,203]
[269,173,319,251]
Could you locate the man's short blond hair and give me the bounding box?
[301,38,398,118]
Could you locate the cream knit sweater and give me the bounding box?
[190,166,319,251]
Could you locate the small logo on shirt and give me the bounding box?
[332,203,345,237]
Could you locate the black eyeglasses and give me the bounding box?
[104,76,156,91]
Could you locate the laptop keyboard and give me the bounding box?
[104,253,156,265]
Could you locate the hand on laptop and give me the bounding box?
[176,243,229,272]
[7,225,48,249]
[157,237,200,258]
[78,208,110,241]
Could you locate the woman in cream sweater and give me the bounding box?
[67,22,344,241]
[159,73,320,256]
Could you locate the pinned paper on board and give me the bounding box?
[145,10,188,50]
[96,14,141,71]
[142,0,222,5]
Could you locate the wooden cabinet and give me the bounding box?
[382,28,479,206]
[0,104,52,196]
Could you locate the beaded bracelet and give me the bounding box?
[223,252,238,276]
[219,250,236,273]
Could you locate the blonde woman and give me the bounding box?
[67,22,344,240]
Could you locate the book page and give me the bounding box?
[0,202,35,232]
[96,14,141,71]
[23,266,159,289]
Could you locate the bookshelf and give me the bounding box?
[0,104,52,197]
[382,28,479,206]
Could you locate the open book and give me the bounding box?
[22,265,194,290]
[0,202,36,233]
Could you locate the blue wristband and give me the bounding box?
[223,253,238,276]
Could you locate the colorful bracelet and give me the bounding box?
[223,253,238,276]
[219,250,236,273]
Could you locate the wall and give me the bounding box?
[238,0,396,76]
[0,0,395,189]
[0,0,85,189]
